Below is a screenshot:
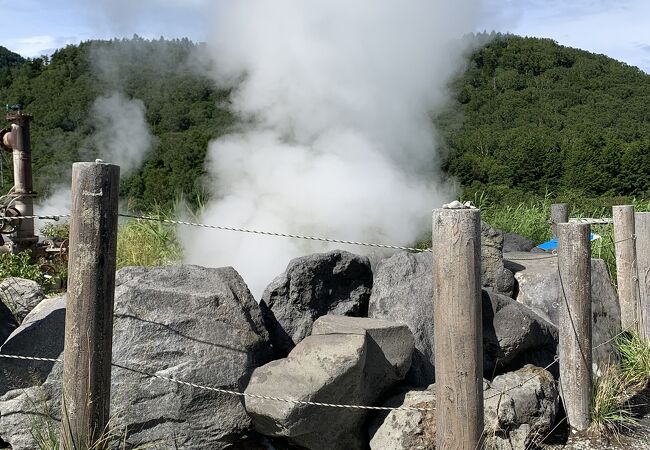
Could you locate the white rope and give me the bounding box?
[119,213,431,253]
[484,357,559,401]
[0,354,433,412]
[569,218,613,225]
[0,353,61,363]
[5,213,431,253]
[4,214,70,220]
[505,253,558,261]
[592,322,638,350]
[112,362,435,412]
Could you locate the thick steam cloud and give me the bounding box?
[91,92,153,174]
[36,92,152,227]
[183,0,483,297]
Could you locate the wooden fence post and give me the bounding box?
[61,161,120,448]
[635,212,650,340]
[613,206,639,332]
[558,222,592,432]
[432,207,483,449]
[551,203,569,240]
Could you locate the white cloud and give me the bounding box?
[3,35,78,58]
[483,0,650,72]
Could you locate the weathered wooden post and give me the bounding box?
[635,212,650,340]
[613,206,639,332]
[60,161,120,449]
[432,207,483,449]
[551,203,569,239]
[558,222,592,432]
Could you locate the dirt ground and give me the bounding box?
[543,387,650,449]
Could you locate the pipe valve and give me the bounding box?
[0,127,13,151]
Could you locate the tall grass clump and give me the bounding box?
[617,331,650,389]
[589,332,650,437]
[470,191,553,245]
[117,208,183,269]
[590,365,637,436]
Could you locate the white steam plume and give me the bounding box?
[36,92,152,232]
[183,1,483,297]
[91,92,153,175]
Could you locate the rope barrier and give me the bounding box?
[505,253,558,261]
[112,362,435,412]
[483,357,559,401]
[0,353,61,363]
[592,322,639,350]
[118,213,432,253]
[3,213,431,253]
[611,235,636,245]
[0,353,434,412]
[569,218,613,225]
[2,214,70,220]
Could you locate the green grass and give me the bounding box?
[0,207,183,309]
[0,250,47,286]
[588,331,650,437]
[447,191,650,288]
[116,211,182,269]
[617,331,650,389]
[590,365,638,436]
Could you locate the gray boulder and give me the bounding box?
[0,277,46,323]
[260,250,372,357]
[484,365,560,449]
[0,296,64,395]
[483,291,558,374]
[244,315,414,450]
[0,298,17,347]
[0,265,273,450]
[369,365,558,450]
[506,252,621,371]
[368,386,436,450]
[503,233,535,253]
[482,222,516,297]
[368,252,435,384]
[368,251,558,385]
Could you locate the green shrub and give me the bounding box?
[40,221,70,240]
[617,331,650,389]
[116,210,182,268]
[0,250,46,285]
[590,365,637,436]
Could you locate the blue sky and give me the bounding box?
[1,0,649,73]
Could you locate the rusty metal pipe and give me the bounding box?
[4,113,37,251]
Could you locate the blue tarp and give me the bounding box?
[536,233,601,251]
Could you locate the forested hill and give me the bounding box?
[0,37,234,209]
[0,46,24,70]
[0,34,649,209]
[442,34,650,202]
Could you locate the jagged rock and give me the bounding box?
[484,365,560,449]
[0,277,46,323]
[260,250,372,357]
[483,290,557,373]
[368,252,435,384]
[369,365,558,450]
[368,250,557,386]
[482,222,516,297]
[0,296,64,395]
[0,265,273,450]
[506,252,622,371]
[0,298,17,347]
[244,315,414,450]
[368,386,436,450]
[503,233,535,253]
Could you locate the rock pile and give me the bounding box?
[0,229,623,450]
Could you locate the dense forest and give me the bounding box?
[442,34,650,203]
[0,34,649,210]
